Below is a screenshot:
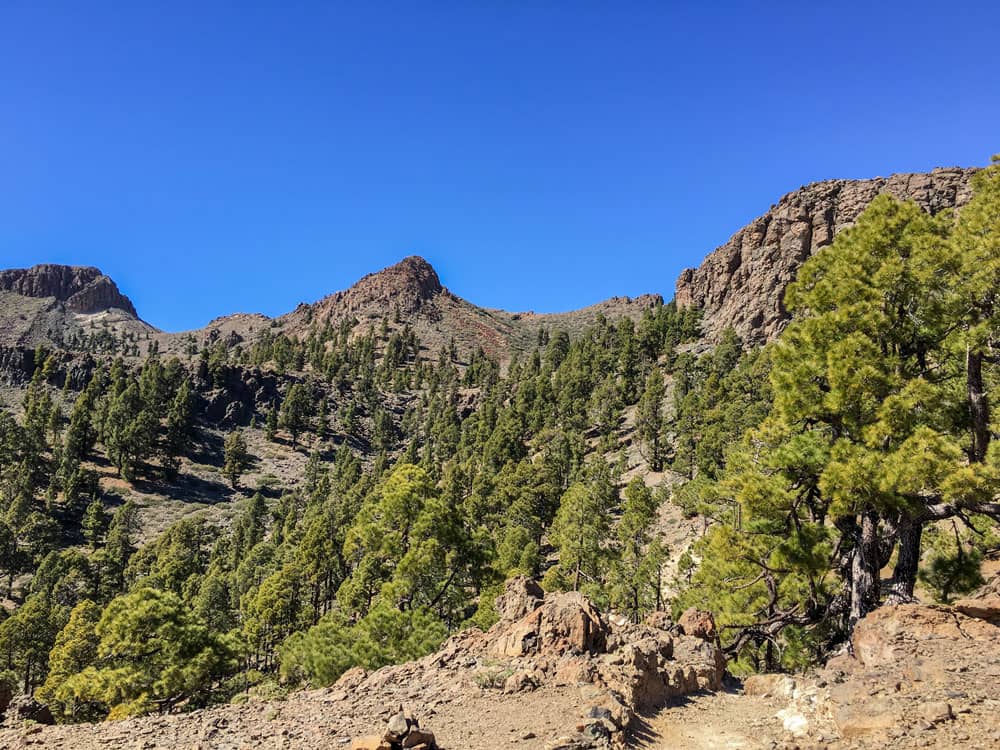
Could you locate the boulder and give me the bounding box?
[677,607,717,640]
[494,576,545,622]
[489,591,608,658]
[1,695,54,726]
[743,673,796,699]
[852,604,996,667]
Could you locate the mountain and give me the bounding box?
[0,264,155,353]
[0,166,979,360]
[145,255,663,363]
[674,166,978,343]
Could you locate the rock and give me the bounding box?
[385,710,410,741]
[674,168,977,344]
[488,591,608,658]
[349,736,390,750]
[919,701,953,724]
[952,596,1000,625]
[1,695,54,726]
[677,607,717,640]
[494,576,545,622]
[641,610,674,632]
[401,728,435,747]
[744,674,796,699]
[852,604,997,668]
[776,708,809,736]
[833,699,900,738]
[553,656,597,686]
[502,670,541,693]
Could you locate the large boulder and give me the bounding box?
[677,607,717,640]
[851,604,996,668]
[1,695,54,726]
[489,591,608,658]
[494,576,544,622]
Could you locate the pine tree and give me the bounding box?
[279,384,312,446]
[222,430,250,489]
[636,368,666,471]
[545,482,611,595]
[609,478,666,621]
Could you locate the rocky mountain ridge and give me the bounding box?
[0,163,981,356]
[674,166,978,343]
[0,264,138,317]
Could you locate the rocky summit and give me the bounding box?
[674,167,977,343]
[0,264,138,317]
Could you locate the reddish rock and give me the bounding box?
[494,576,545,622]
[677,607,717,640]
[489,591,608,658]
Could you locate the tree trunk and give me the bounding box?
[849,510,881,631]
[968,347,990,463]
[887,514,922,604]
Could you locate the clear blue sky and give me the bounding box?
[2,2,997,331]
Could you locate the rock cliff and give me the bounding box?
[675,167,977,343]
[0,264,138,317]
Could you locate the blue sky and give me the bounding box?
[1,2,997,331]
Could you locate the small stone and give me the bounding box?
[386,710,409,740]
[920,701,953,725]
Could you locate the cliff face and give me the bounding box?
[0,264,138,317]
[674,167,978,344]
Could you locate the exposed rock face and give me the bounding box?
[263,255,662,364]
[0,264,138,316]
[309,256,444,321]
[494,576,545,621]
[489,591,608,658]
[675,167,977,343]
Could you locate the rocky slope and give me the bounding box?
[0,257,660,364]
[674,167,978,343]
[4,578,998,749]
[0,579,726,749]
[0,265,154,352]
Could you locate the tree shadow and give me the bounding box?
[131,470,233,506]
[185,430,225,468]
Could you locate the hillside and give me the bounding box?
[0,161,996,750]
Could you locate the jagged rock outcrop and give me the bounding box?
[0,264,138,317]
[675,167,977,343]
[332,255,444,315]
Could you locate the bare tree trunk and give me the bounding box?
[849,510,881,631]
[887,514,922,604]
[968,347,990,463]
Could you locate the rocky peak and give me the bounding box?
[0,264,138,317]
[346,255,443,309]
[309,256,445,321]
[675,167,978,344]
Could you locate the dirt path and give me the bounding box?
[638,692,770,749]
